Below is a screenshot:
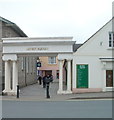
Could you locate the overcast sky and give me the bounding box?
[0,0,113,43]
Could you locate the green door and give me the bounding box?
[77,64,88,88]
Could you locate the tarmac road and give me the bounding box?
[2,99,112,118]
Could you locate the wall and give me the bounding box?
[2,22,21,37]
[73,56,103,89]
[18,56,37,87]
[25,56,37,86]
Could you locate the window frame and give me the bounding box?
[109,32,114,47]
[48,56,56,64]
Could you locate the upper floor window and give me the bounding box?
[48,57,56,64]
[109,32,114,47]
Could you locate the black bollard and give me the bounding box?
[17,85,19,98]
[46,83,50,98]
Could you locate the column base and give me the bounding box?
[9,90,17,96]
[3,89,12,95]
[102,88,106,92]
[3,90,17,96]
[57,90,72,94]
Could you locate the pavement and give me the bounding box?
[1,81,114,101]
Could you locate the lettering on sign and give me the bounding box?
[26,48,48,51]
[80,65,85,69]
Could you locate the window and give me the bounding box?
[109,32,114,47]
[48,57,56,64]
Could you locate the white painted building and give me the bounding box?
[72,18,114,93]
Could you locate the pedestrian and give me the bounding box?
[43,75,46,88]
[49,74,53,82]
[45,74,51,98]
[38,75,42,85]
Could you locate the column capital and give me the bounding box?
[2,54,17,61]
[58,54,73,61]
[67,59,72,61]
[58,59,64,61]
[12,60,18,62]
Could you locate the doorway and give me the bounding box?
[45,70,52,76]
[106,70,113,87]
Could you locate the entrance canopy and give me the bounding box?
[2,37,76,95]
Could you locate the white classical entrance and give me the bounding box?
[2,37,75,95]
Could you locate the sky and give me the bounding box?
[0,0,113,43]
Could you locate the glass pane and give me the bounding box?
[48,57,51,64]
[48,57,56,64]
[109,33,111,40]
[109,40,112,47]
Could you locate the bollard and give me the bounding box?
[17,85,19,98]
[46,83,50,98]
[2,92,4,96]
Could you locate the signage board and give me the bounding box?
[77,64,88,88]
[37,62,41,67]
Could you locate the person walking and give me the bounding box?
[38,76,42,85]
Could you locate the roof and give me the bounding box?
[2,37,75,46]
[2,36,73,40]
[0,16,27,37]
[73,44,82,52]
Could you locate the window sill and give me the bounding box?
[107,47,114,50]
[48,63,57,65]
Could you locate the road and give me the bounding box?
[2,99,113,118]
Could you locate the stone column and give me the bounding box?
[57,60,63,94]
[3,60,11,93]
[11,60,18,95]
[67,59,72,93]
